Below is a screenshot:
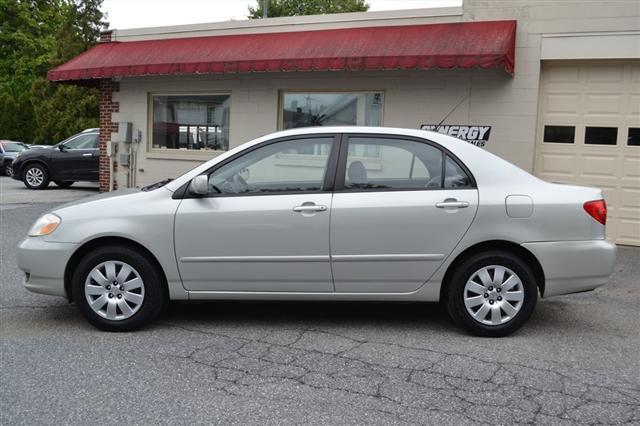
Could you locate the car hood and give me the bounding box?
[52,188,142,212]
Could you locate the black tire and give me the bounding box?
[72,245,166,332]
[54,181,74,188]
[446,250,538,337]
[3,161,12,177]
[22,163,50,189]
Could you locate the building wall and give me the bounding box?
[113,68,521,186]
[107,0,640,188]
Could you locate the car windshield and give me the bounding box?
[1,142,27,152]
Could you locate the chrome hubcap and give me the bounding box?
[25,168,43,186]
[84,260,145,321]
[464,265,524,326]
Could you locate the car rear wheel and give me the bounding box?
[22,164,50,189]
[54,181,74,188]
[72,245,166,331]
[446,251,538,337]
[3,162,12,177]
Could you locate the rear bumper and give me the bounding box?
[17,237,78,298]
[522,240,617,297]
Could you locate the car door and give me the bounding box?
[174,135,339,292]
[51,133,99,180]
[330,134,479,293]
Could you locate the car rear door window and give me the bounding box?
[342,137,443,190]
[444,155,474,189]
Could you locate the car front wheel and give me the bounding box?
[22,164,50,189]
[72,245,166,331]
[446,251,538,337]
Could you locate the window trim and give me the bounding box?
[177,133,342,199]
[278,90,385,131]
[333,133,477,193]
[147,91,232,155]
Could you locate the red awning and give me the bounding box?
[48,20,516,83]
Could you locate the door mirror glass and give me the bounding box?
[189,175,209,195]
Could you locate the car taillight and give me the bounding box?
[584,200,607,225]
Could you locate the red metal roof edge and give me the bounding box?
[48,20,517,82]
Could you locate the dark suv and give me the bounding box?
[11,129,99,189]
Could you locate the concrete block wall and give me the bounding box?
[113,67,519,187]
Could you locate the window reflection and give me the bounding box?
[282,92,383,129]
[152,95,230,151]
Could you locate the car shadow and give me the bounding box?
[162,300,456,330]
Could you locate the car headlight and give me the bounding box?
[28,213,61,237]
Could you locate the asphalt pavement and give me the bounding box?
[1,176,639,425]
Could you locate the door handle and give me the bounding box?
[436,200,470,209]
[293,204,327,213]
[82,153,93,157]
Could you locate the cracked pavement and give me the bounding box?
[1,177,639,425]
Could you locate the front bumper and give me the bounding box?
[10,158,23,180]
[17,237,78,298]
[522,239,617,297]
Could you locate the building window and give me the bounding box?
[281,92,383,130]
[543,125,575,144]
[151,94,230,151]
[628,128,640,146]
[585,126,617,145]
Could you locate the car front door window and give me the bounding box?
[207,137,334,195]
[63,134,98,149]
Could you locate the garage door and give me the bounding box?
[535,61,640,246]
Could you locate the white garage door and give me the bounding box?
[535,61,640,246]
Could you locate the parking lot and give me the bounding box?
[1,175,639,425]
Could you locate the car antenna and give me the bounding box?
[435,88,472,132]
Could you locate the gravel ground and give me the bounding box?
[1,176,639,425]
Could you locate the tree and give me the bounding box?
[248,0,369,18]
[0,0,107,144]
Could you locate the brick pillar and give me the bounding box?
[98,79,119,192]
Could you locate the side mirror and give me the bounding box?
[58,144,67,152]
[189,175,209,196]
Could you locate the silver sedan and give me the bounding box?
[17,127,616,336]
